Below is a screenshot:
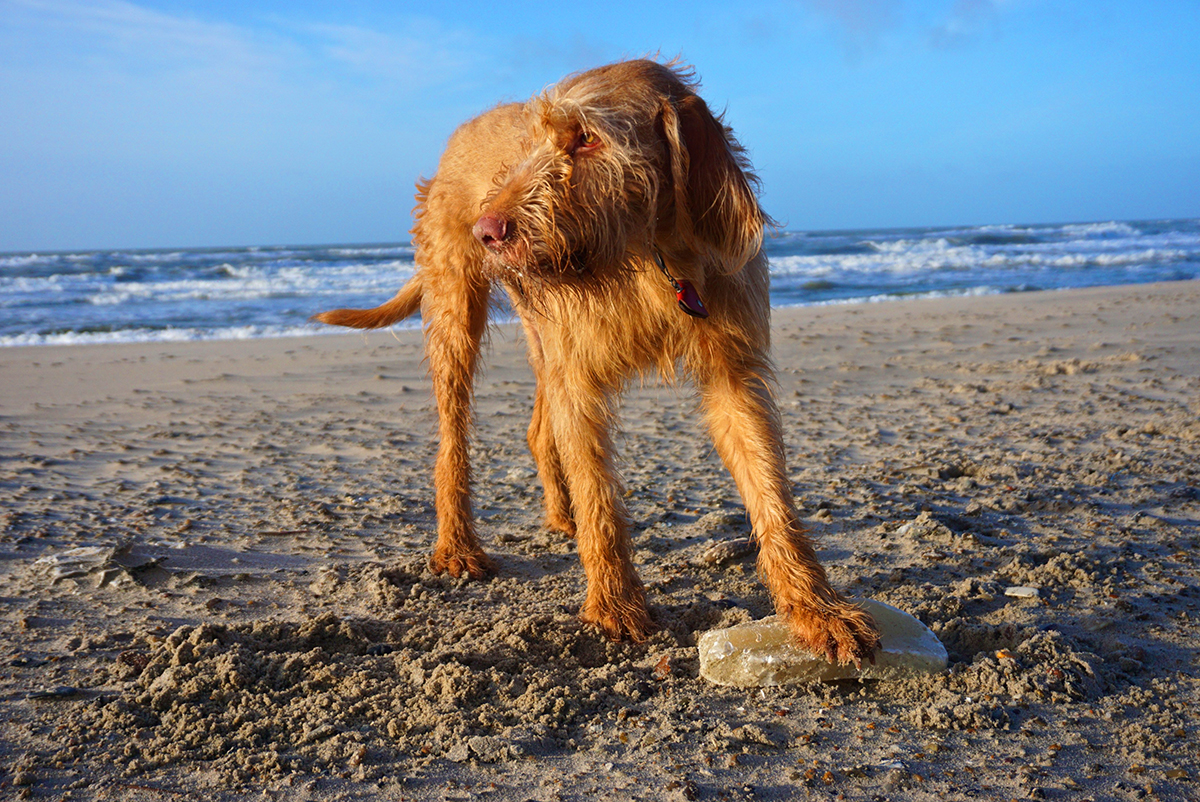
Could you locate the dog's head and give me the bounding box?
[474,60,765,290]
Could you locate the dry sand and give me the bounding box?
[1,282,1198,801]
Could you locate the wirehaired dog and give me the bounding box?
[315,60,879,665]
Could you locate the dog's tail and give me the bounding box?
[311,274,423,329]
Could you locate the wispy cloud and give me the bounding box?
[796,0,1015,55]
[928,0,1006,49]
[304,19,481,92]
[506,32,613,78]
[4,0,277,73]
[3,0,484,96]
[799,0,904,53]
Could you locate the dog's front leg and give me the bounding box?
[544,370,654,641]
[697,359,880,666]
[424,269,494,579]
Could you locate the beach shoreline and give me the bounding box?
[2,282,1198,800]
[5,218,1198,349]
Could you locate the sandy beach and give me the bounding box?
[2,281,1198,801]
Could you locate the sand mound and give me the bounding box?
[65,563,690,784]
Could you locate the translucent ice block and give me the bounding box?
[697,599,947,687]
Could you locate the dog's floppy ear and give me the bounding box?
[662,93,765,274]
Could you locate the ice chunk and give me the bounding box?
[698,599,947,687]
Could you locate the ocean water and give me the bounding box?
[2,219,1198,347]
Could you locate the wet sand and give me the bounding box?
[1,281,1198,800]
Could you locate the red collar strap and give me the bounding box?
[653,249,709,318]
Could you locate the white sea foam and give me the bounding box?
[1060,221,1140,238]
[0,320,419,348]
[767,243,1187,279]
[768,241,991,277]
[787,285,1008,308]
[121,251,188,263]
[328,246,415,257]
[0,254,47,268]
[2,260,418,307]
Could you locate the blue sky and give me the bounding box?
[2,0,1198,251]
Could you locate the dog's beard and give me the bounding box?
[483,243,607,323]
[481,241,594,285]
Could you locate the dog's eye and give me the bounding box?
[574,131,601,153]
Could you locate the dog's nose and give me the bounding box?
[472,214,509,251]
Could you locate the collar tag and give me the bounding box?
[653,249,709,319]
[675,279,709,318]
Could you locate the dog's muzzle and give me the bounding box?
[473,214,509,253]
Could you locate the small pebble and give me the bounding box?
[696,539,754,567]
[27,686,81,700]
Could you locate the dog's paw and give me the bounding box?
[786,600,880,668]
[428,547,496,580]
[580,596,656,643]
[543,514,577,537]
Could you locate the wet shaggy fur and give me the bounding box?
[315,59,879,666]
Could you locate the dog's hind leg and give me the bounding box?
[695,355,880,666]
[542,367,653,641]
[423,266,495,580]
[519,320,576,536]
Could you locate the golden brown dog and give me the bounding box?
[315,59,879,665]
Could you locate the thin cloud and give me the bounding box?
[796,0,1017,55]
[928,0,1005,49]
[506,33,613,81]
[5,0,485,96]
[304,20,481,92]
[4,0,276,72]
[799,0,904,52]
